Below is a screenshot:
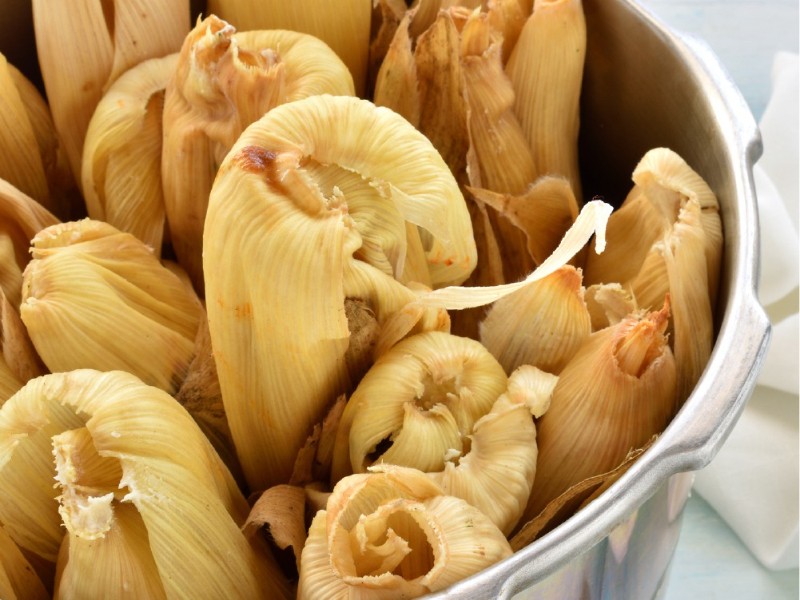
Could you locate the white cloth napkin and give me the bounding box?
[692,51,800,571]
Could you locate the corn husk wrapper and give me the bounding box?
[333,329,556,534]
[162,16,355,291]
[521,302,676,523]
[460,11,537,286]
[480,265,591,374]
[469,176,580,267]
[0,180,59,311]
[583,148,722,305]
[0,291,46,404]
[297,465,512,599]
[376,9,470,182]
[506,0,586,199]
[204,93,476,490]
[584,283,637,331]
[0,369,290,598]
[0,53,79,221]
[20,220,202,395]
[0,54,48,205]
[82,54,177,254]
[206,0,372,96]
[0,524,49,600]
[32,0,189,185]
[367,0,408,96]
[584,148,720,399]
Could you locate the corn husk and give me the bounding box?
[162,15,355,291]
[203,94,475,490]
[480,265,591,374]
[32,0,189,185]
[206,0,372,96]
[0,524,49,600]
[469,176,580,266]
[0,179,59,310]
[82,54,177,254]
[297,465,512,599]
[20,220,202,394]
[586,148,720,399]
[0,291,45,404]
[584,283,637,330]
[506,0,586,199]
[0,54,49,209]
[521,301,676,523]
[0,369,290,598]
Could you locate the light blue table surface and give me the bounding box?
[636,1,799,598]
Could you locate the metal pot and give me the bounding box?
[430,0,770,597]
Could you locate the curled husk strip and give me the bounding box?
[203,94,476,490]
[297,465,512,599]
[333,331,556,535]
[0,369,290,598]
[162,15,355,291]
[82,54,177,254]
[522,301,676,523]
[20,220,202,394]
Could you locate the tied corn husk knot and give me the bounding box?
[82,54,178,255]
[20,219,202,395]
[521,300,676,524]
[332,330,556,534]
[297,465,512,599]
[204,93,476,491]
[32,0,189,185]
[0,369,290,598]
[162,15,356,291]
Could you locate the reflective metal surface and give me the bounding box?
[430,0,771,597]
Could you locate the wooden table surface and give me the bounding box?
[637,1,799,598]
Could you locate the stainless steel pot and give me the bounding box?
[430,0,770,597]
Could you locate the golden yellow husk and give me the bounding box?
[0,369,291,598]
[162,15,355,291]
[20,220,202,394]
